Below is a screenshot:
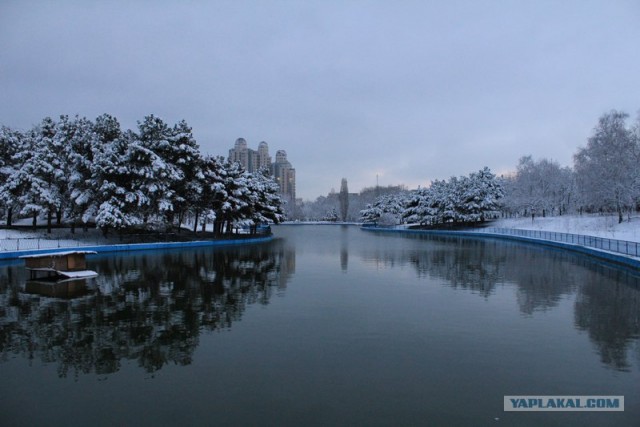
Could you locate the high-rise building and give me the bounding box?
[228,138,272,173]
[228,138,249,169]
[227,139,295,200]
[256,141,272,173]
[273,150,296,201]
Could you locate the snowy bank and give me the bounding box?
[491,214,640,243]
[0,235,273,261]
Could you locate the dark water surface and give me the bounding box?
[1,225,639,426]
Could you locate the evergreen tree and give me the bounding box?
[57,115,97,231]
[339,178,349,222]
[15,118,63,231]
[135,115,177,223]
[93,131,142,235]
[0,111,291,236]
[0,126,24,226]
[196,155,225,233]
[215,162,250,235]
[164,120,202,228]
[244,169,284,232]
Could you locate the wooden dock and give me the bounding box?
[20,251,98,280]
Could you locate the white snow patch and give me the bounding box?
[491,214,640,243]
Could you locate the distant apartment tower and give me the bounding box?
[273,150,296,201]
[228,138,272,173]
[227,139,295,200]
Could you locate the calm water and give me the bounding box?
[1,225,639,426]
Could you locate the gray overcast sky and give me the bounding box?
[1,0,639,200]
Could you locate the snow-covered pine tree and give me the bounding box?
[0,125,24,226]
[93,129,143,235]
[459,167,503,223]
[196,155,225,233]
[360,192,408,226]
[164,119,202,229]
[360,203,383,224]
[215,161,250,235]
[16,118,64,231]
[135,115,177,225]
[89,114,124,230]
[244,169,284,232]
[57,115,97,231]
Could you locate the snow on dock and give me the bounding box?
[20,251,98,280]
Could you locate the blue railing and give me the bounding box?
[0,228,272,252]
[472,227,639,258]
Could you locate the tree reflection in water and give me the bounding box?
[0,239,294,377]
[361,233,640,371]
[1,232,638,376]
[574,265,640,371]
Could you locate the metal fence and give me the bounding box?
[0,237,97,252]
[472,227,640,258]
[1,228,272,252]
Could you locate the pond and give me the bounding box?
[0,225,639,426]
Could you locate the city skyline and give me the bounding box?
[228,138,296,202]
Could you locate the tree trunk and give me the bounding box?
[177,211,184,233]
[6,206,12,227]
[193,210,199,233]
[618,205,623,224]
[32,212,37,230]
[47,210,53,233]
[56,206,62,225]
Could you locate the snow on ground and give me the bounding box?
[0,227,101,251]
[490,214,640,243]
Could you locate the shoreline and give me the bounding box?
[0,235,274,261]
[360,226,640,271]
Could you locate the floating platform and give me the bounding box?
[20,250,98,280]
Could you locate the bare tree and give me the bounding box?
[502,156,574,217]
[574,110,639,223]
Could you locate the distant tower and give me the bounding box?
[257,141,272,172]
[228,138,249,170]
[273,150,296,201]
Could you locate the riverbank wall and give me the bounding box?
[0,236,273,261]
[361,227,640,270]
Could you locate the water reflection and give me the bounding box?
[574,265,640,371]
[24,278,92,298]
[0,239,294,377]
[361,233,640,371]
[1,228,639,380]
[340,225,349,272]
